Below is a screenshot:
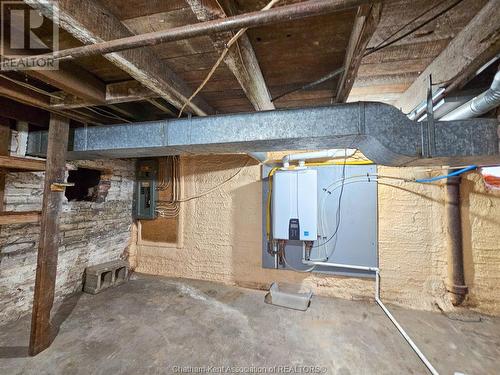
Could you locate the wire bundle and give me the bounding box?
[156,156,252,218]
[156,156,181,218]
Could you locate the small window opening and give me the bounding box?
[65,168,104,202]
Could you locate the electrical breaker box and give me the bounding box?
[272,169,317,241]
[133,159,158,220]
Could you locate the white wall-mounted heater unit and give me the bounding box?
[272,169,317,241]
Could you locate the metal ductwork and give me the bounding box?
[441,71,500,121]
[27,102,499,167]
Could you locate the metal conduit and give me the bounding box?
[441,71,500,120]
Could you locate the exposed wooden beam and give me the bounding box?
[0,211,41,225]
[146,99,177,117]
[50,80,157,109]
[0,76,51,109]
[0,97,49,127]
[336,3,382,102]
[0,76,105,124]
[105,80,156,105]
[20,0,372,62]
[29,114,69,356]
[27,62,106,104]
[25,0,214,116]
[0,155,46,171]
[107,105,140,121]
[397,1,500,113]
[186,0,274,111]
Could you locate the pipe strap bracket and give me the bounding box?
[447,284,468,295]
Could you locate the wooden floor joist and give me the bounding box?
[0,155,46,172]
[29,114,69,356]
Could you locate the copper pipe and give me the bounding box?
[4,0,373,67]
[445,173,468,305]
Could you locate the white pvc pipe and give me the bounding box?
[302,260,379,272]
[282,149,356,167]
[375,271,439,375]
[300,257,439,374]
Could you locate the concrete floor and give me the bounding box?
[0,274,499,375]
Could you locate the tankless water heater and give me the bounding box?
[272,169,317,241]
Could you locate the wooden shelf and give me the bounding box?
[0,211,41,225]
[0,155,45,172]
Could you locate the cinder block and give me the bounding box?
[83,259,129,294]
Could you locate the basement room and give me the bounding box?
[0,0,499,374]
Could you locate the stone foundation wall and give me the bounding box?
[0,159,135,324]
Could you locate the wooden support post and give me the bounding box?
[29,114,69,356]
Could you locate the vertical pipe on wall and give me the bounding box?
[445,172,468,306]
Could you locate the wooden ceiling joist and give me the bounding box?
[0,76,96,124]
[21,0,372,63]
[0,97,49,127]
[396,0,500,113]
[186,0,274,111]
[24,0,215,116]
[51,80,157,109]
[27,62,106,104]
[336,3,382,102]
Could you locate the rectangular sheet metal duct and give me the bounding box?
[27,103,499,167]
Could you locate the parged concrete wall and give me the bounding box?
[131,155,500,316]
[0,159,134,324]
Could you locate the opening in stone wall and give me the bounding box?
[65,168,109,202]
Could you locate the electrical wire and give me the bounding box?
[364,0,465,57]
[265,160,374,241]
[365,0,451,56]
[156,156,181,218]
[314,173,411,258]
[275,176,430,273]
[0,73,63,99]
[272,67,345,102]
[85,106,132,123]
[283,248,316,273]
[178,0,281,117]
[415,165,477,183]
[272,0,465,102]
[177,157,252,202]
[311,149,350,254]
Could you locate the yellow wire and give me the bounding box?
[266,167,279,240]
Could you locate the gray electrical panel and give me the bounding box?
[133,159,158,220]
[262,164,378,277]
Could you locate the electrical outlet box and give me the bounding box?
[272,169,317,241]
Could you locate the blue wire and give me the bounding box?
[415,165,478,183]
